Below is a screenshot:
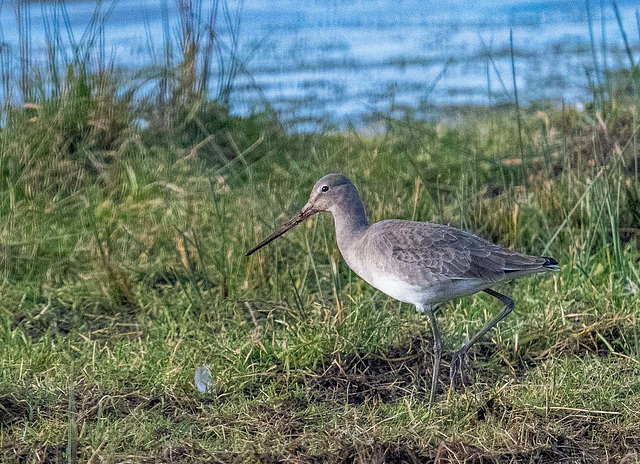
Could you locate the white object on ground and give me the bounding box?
[195,365,215,394]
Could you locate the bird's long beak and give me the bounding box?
[246,202,318,256]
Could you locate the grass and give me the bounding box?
[1,1,640,463]
[1,98,640,462]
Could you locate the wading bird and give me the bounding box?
[246,174,559,401]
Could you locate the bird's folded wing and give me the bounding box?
[369,220,544,282]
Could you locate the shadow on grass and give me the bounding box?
[258,435,603,464]
[308,330,525,406]
[308,313,637,406]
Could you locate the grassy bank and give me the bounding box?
[1,2,640,462]
[1,84,640,462]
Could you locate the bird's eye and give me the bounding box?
[321,185,329,192]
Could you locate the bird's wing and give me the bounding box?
[367,220,545,282]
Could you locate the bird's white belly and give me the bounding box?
[364,272,486,307]
[363,274,428,304]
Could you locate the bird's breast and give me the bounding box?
[341,245,433,305]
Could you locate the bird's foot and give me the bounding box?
[449,347,469,388]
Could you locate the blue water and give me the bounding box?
[1,0,638,130]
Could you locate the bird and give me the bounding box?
[246,173,560,401]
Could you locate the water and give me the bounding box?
[1,0,639,130]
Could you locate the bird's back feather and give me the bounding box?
[357,220,555,287]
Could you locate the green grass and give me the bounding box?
[1,92,640,462]
[1,1,640,461]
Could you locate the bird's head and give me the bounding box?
[245,173,355,256]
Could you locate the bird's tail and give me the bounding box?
[542,256,560,272]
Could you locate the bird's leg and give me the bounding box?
[422,304,442,402]
[449,288,514,386]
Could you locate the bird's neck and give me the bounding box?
[330,195,368,248]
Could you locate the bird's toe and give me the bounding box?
[449,347,469,388]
